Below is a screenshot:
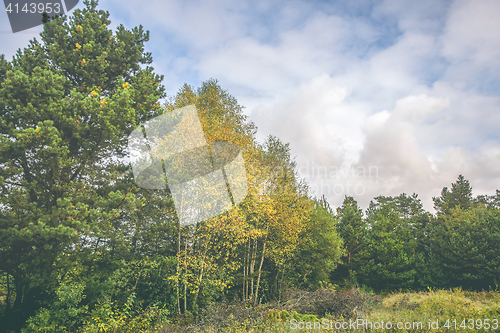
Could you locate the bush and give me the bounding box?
[22,281,87,333]
[270,288,381,318]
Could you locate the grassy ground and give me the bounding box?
[361,288,500,332]
[161,288,500,332]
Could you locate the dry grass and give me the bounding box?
[361,288,500,332]
[160,289,500,332]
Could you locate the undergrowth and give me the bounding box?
[162,288,500,333]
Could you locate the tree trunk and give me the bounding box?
[13,276,23,311]
[184,237,188,313]
[254,225,269,306]
[176,222,181,314]
[5,272,11,312]
[250,238,257,298]
[242,238,249,301]
[246,238,251,301]
[193,242,208,311]
[279,259,286,301]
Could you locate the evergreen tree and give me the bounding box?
[0,0,165,328]
[423,204,500,290]
[289,196,344,290]
[363,205,419,290]
[433,175,473,215]
[367,193,425,220]
[333,196,367,286]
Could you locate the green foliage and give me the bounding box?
[367,193,425,220]
[433,174,473,215]
[1,0,500,329]
[333,196,367,285]
[475,189,500,209]
[363,208,419,290]
[22,281,87,333]
[360,194,427,291]
[82,292,169,333]
[290,196,344,289]
[23,265,171,332]
[0,0,165,329]
[421,205,500,290]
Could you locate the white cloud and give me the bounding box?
[196,12,351,98]
[251,74,358,166]
[441,0,500,65]
[84,0,500,212]
[284,93,452,210]
[1,0,499,213]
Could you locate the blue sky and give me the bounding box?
[2,0,499,211]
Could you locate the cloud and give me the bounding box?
[353,95,449,206]
[252,74,357,165]
[105,0,246,48]
[441,0,500,66]
[88,0,500,212]
[437,0,500,95]
[1,0,499,213]
[196,12,352,97]
[373,0,450,34]
[292,89,498,212]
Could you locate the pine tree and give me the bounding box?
[0,0,165,328]
[290,196,344,289]
[333,196,367,286]
[433,175,473,214]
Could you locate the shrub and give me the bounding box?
[270,288,381,318]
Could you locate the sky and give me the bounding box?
[1,0,499,212]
